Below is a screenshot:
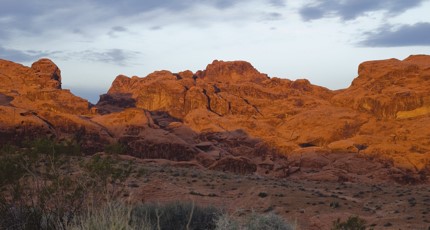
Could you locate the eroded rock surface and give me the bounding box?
[2,56,430,183]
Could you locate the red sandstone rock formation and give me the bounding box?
[0,58,106,151]
[1,56,430,183]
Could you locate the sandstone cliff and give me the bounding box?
[0,58,109,151]
[1,56,430,183]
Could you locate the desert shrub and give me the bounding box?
[0,140,87,229]
[332,215,367,230]
[0,144,25,188]
[0,176,82,229]
[214,213,240,230]
[335,121,362,140]
[0,154,26,187]
[244,212,295,230]
[0,199,58,230]
[84,155,133,186]
[84,155,116,181]
[258,192,268,198]
[24,138,57,156]
[1,140,296,230]
[56,140,81,156]
[104,142,128,155]
[330,201,340,209]
[0,143,19,155]
[131,202,221,230]
[23,138,81,157]
[354,144,368,154]
[69,202,151,230]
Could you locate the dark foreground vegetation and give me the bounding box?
[0,138,298,230]
[0,138,372,229]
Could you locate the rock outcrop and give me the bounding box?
[0,58,105,150]
[333,55,430,119]
[2,55,430,183]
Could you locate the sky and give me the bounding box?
[1,0,430,103]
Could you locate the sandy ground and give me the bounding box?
[114,159,430,230]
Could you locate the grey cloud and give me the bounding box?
[0,0,247,22]
[299,6,324,21]
[96,0,274,12]
[0,1,76,31]
[359,22,430,47]
[0,46,141,66]
[299,0,425,21]
[0,0,288,46]
[79,49,141,66]
[0,0,282,31]
[0,26,10,40]
[111,26,127,32]
[263,12,283,21]
[150,26,163,30]
[268,0,286,7]
[108,26,128,37]
[0,46,60,62]
[212,0,237,9]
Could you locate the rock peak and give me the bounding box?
[199,60,268,83]
[404,54,430,68]
[31,58,62,89]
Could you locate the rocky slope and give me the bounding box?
[1,56,430,183]
[0,59,109,151]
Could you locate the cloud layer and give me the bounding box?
[78,49,141,66]
[299,0,425,21]
[0,0,285,65]
[0,46,60,62]
[0,0,283,31]
[0,45,140,66]
[1,0,429,68]
[360,22,430,47]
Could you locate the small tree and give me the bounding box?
[353,144,368,154]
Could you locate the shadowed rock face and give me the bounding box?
[2,56,430,183]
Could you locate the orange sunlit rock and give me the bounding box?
[1,56,430,184]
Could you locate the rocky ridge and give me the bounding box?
[1,56,430,183]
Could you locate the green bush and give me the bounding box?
[23,138,81,156]
[0,140,86,229]
[104,142,128,155]
[24,138,57,156]
[332,215,367,230]
[56,140,81,156]
[84,155,133,186]
[0,154,26,187]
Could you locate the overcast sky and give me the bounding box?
[1,0,430,103]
